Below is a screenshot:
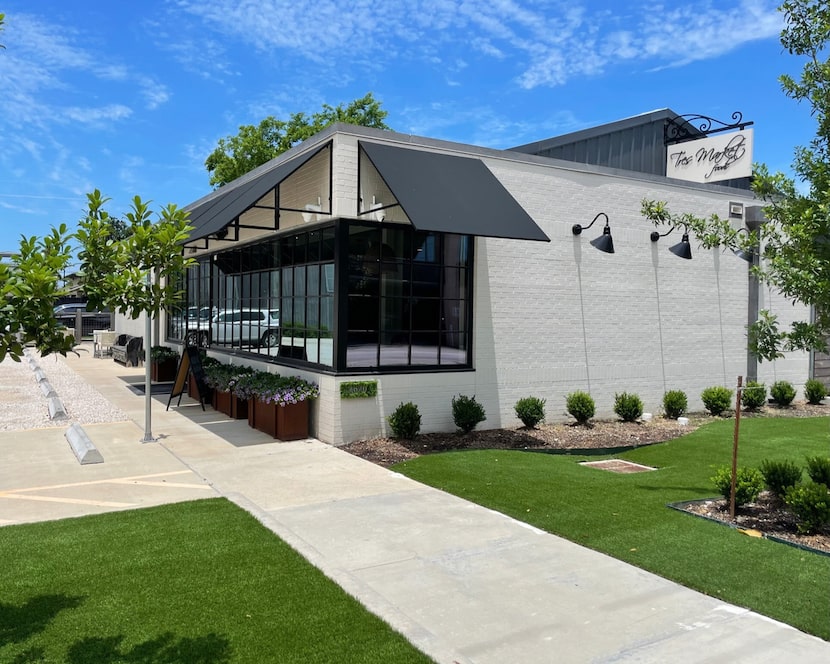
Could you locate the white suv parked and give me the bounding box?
[185,309,280,348]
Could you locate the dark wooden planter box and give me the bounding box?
[212,389,248,419]
[277,399,310,440]
[151,358,177,382]
[248,398,309,440]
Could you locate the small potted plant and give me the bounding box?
[150,345,179,382]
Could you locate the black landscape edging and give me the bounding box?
[668,499,830,558]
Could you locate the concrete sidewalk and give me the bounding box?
[3,346,829,663]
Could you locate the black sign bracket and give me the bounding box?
[664,112,753,145]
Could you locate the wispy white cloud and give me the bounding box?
[139,77,171,110]
[175,0,782,89]
[399,100,584,148]
[60,105,133,125]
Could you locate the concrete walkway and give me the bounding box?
[2,345,829,663]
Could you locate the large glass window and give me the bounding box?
[345,222,472,369]
[172,228,335,367]
[169,221,472,372]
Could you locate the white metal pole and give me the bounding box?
[141,271,156,443]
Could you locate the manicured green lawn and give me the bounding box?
[0,499,433,664]
[395,416,830,640]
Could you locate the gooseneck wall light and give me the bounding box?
[731,227,756,263]
[650,225,692,260]
[572,212,614,254]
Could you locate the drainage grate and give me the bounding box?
[580,459,656,474]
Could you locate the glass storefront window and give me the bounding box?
[170,221,472,372]
[345,221,471,369]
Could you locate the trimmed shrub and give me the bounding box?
[614,392,643,423]
[452,394,486,434]
[566,391,595,425]
[804,379,827,405]
[514,396,546,428]
[805,456,830,487]
[662,390,688,419]
[759,459,802,497]
[701,386,733,417]
[784,482,830,534]
[387,402,421,439]
[741,380,766,411]
[770,380,796,406]
[711,466,764,506]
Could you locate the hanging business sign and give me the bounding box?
[666,128,753,183]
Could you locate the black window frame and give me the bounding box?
[169,218,474,374]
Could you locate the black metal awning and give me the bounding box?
[360,141,549,242]
[184,147,323,243]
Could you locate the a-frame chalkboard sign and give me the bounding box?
[167,346,210,411]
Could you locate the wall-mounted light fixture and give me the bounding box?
[572,212,614,254]
[650,225,692,259]
[731,227,755,263]
[669,233,692,260]
[213,227,228,240]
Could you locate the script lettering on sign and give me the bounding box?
[666,129,753,184]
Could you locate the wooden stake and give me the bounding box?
[730,376,743,519]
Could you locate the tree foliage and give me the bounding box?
[205,92,390,187]
[75,190,194,319]
[642,0,830,361]
[0,227,75,362]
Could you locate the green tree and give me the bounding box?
[642,0,830,361]
[0,226,75,362]
[106,217,132,241]
[75,190,194,441]
[75,190,194,319]
[205,92,390,187]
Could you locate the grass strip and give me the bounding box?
[0,498,433,664]
[395,416,830,640]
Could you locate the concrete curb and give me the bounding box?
[48,396,68,420]
[65,423,104,464]
[26,348,69,420]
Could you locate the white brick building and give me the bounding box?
[153,112,809,445]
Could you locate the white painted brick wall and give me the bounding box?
[189,131,811,444]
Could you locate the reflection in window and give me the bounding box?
[175,228,335,367]
[346,222,471,369]
[170,222,471,372]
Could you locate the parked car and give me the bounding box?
[187,306,215,322]
[54,302,112,333]
[184,309,280,348]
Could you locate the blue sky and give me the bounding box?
[0,0,813,254]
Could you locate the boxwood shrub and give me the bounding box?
[711,466,764,506]
[741,380,766,411]
[566,391,595,425]
[701,386,733,417]
[662,390,687,419]
[514,396,546,428]
[614,392,643,422]
[387,402,421,439]
[804,378,827,405]
[770,380,796,406]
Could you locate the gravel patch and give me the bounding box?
[0,350,128,431]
